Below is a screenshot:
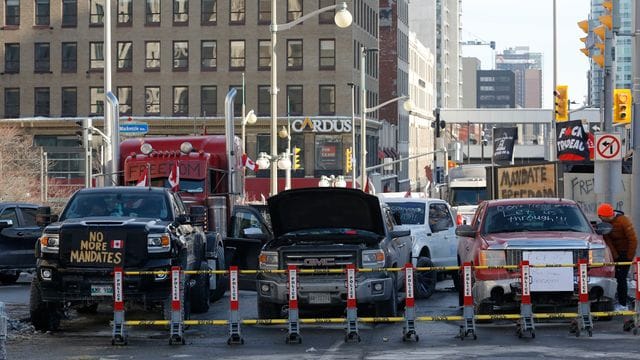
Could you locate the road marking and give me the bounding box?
[318,338,344,360]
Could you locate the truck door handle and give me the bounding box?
[17,232,24,236]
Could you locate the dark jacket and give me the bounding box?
[603,214,638,260]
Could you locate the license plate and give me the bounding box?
[91,284,113,296]
[308,292,331,304]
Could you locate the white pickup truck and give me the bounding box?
[378,193,458,299]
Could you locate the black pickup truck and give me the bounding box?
[256,188,412,318]
[0,203,42,284]
[30,187,211,331]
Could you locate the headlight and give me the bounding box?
[147,233,171,253]
[362,249,385,269]
[259,251,278,270]
[479,250,506,266]
[589,247,606,264]
[40,234,60,254]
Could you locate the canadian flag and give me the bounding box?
[404,189,412,198]
[168,161,180,192]
[111,239,123,249]
[242,153,257,171]
[136,166,149,187]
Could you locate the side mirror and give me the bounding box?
[594,222,613,235]
[0,219,14,229]
[455,224,476,238]
[390,229,411,238]
[189,205,207,227]
[36,206,56,227]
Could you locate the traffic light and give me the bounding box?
[345,147,353,173]
[613,89,632,124]
[292,146,302,170]
[554,85,569,122]
[75,119,89,148]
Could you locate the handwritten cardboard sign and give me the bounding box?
[523,251,573,292]
[495,163,557,199]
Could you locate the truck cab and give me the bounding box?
[447,164,490,225]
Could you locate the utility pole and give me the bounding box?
[632,0,640,255]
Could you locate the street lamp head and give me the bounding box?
[278,126,289,139]
[256,152,271,170]
[277,152,291,170]
[402,99,413,112]
[334,2,353,28]
[244,110,257,125]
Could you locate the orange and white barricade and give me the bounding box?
[286,265,301,344]
[402,263,418,341]
[227,266,244,345]
[112,266,127,345]
[460,262,477,340]
[572,258,593,337]
[345,264,360,342]
[517,260,535,338]
[169,266,185,345]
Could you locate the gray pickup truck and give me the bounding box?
[256,188,412,319]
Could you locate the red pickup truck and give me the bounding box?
[455,198,616,314]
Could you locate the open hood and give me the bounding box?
[267,188,385,238]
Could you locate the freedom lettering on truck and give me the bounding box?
[494,163,557,199]
[69,231,123,265]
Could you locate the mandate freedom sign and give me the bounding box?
[495,163,557,199]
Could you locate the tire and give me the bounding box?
[29,277,61,331]
[414,257,437,299]
[257,299,282,319]
[209,245,228,302]
[0,271,21,285]
[592,300,614,321]
[190,263,210,314]
[375,276,398,318]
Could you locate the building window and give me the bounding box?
[173,86,189,115]
[145,41,161,70]
[201,0,216,25]
[173,41,189,70]
[319,39,335,70]
[61,42,77,72]
[319,85,335,115]
[34,87,50,116]
[287,40,303,70]
[287,0,302,22]
[61,87,77,117]
[118,87,132,115]
[62,0,77,27]
[5,0,20,26]
[118,0,132,25]
[4,88,20,118]
[145,87,160,114]
[258,85,270,116]
[201,41,217,70]
[287,85,303,115]
[258,0,270,24]
[117,42,132,71]
[89,42,104,70]
[258,40,271,70]
[146,0,161,25]
[200,86,217,116]
[228,85,243,115]
[34,43,50,73]
[174,0,188,24]
[318,0,335,24]
[4,44,20,74]
[229,40,245,70]
[229,0,245,24]
[35,0,50,26]
[89,87,104,115]
[89,0,104,25]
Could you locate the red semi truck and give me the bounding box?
[119,135,269,298]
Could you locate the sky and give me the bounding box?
[461,0,592,108]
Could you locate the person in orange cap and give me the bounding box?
[598,203,638,310]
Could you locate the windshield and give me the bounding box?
[483,203,592,234]
[387,202,425,225]
[449,187,489,206]
[61,192,170,220]
[127,178,205,193]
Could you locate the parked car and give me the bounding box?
[378,193,458,299]
[0,202,43,284]
[455,198,616,315]
[256,188,412,318]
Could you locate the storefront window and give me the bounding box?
[314,135,342,177]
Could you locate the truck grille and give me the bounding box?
[506,249,589,265]
[282,251,357,270]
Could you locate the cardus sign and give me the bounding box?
[291,117,352,133]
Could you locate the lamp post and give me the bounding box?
[348,82,356,188]
[269,1,352,196]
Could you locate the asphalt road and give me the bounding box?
[3,278,640,360]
